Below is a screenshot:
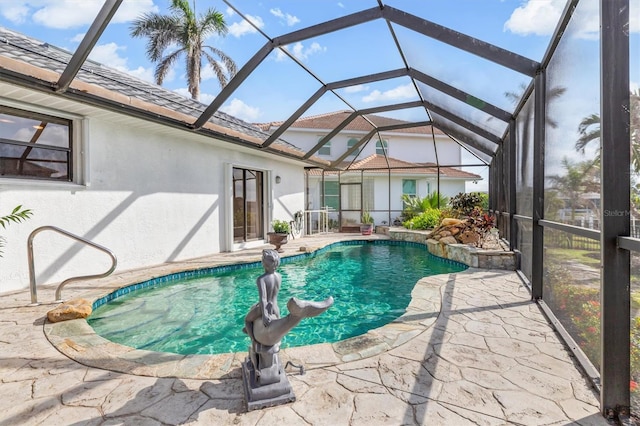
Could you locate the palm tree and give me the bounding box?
[502,83,567,183]
[575,90,640,171]
[547,157,599,224]
[130,0,237,101]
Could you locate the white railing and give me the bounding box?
[304,208,332,235]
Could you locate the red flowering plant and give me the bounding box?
[466,206,496,247]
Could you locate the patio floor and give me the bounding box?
[0,234,608,425]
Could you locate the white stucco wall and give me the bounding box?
[0,94,306,294]
[281,127,460,165]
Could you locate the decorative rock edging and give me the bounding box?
[379,226,518,270]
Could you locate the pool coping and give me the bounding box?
[43,237,462,380]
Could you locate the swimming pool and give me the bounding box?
[88,241,466,355]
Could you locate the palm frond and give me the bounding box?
[0,205,32,229]
[203,50,235,88]
[200,9,228,36]
[155,49,183,85]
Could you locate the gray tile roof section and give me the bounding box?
[0,26,303,154]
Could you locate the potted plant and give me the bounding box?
[360,211,374,235]
[268,219,290,252]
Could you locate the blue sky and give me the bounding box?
[3,0,634,123]
[0,0,638,191]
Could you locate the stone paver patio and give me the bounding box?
[0,234,608,425]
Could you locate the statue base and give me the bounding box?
[241,357,296,411]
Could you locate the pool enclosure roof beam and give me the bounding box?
[408,68,512,122]
[303,100,425,160]
[330,121,432,168]
[55,0,123,93]
[381,6,539,77]
[265,66,509,152]
[431,122,496,158]
[423,100,502,144]
[262,69,408,148]
[193,7,384,129]
[194,5,539,130]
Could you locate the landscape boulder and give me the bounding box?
[47,298,92,323]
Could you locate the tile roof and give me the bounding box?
[307,154,481,179]
[256,110,445,135]
[0,27,311,159]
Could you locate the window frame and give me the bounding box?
[376,138,388,155]
[317,136,331,156]
[0,99,87,187]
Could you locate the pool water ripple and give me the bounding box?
[88,241,466,355]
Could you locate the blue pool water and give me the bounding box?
[88,241,466,355]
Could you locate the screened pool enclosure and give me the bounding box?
[0,0,637,420]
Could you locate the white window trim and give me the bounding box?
[224,162,273,252]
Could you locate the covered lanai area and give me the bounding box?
[0,0,637,423]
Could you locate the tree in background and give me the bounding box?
[130,0,237,101]
[575,90,640,172]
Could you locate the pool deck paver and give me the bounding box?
[0,234,609,425]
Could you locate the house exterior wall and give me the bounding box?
[0,95,305,294]
[282,128,460,165]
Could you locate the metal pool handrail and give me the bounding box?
[28,225,117,305]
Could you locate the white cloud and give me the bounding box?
[362,84,414,103]
[90,43,128,69]
[70,32,85,43]
[503,0,564,36]
[201,61,230,82]
[504,0,640,39]
[0,4,29,24]
[337,3,345,9]
[344,85,368,93]
[228,14,264,37]
[0,0,156,30]
[276,41,326,62]
[220,98,262,122]
[89,42,156,83]
[199,93,216,105]
[225,6,235,17]
[173,88,217,105]
[270,8,300,26]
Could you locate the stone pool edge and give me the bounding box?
[43,239,460,380]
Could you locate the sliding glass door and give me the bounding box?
[233,167,264,243]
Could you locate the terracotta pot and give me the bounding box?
[360,224,373,235]
[268,232,288,252]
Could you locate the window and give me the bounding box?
[322,180,339,210]
[376,139,388,155]
[318,137,331,156]
[346,138,360,156]
[402,179,416,208]
[403,179,417,197]
[233,167,264,243]
[0,105,72,181]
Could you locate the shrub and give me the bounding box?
[449,192,484,217]
[403,208,441,230]
[271,220,290,234]
[401,192,449,220]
